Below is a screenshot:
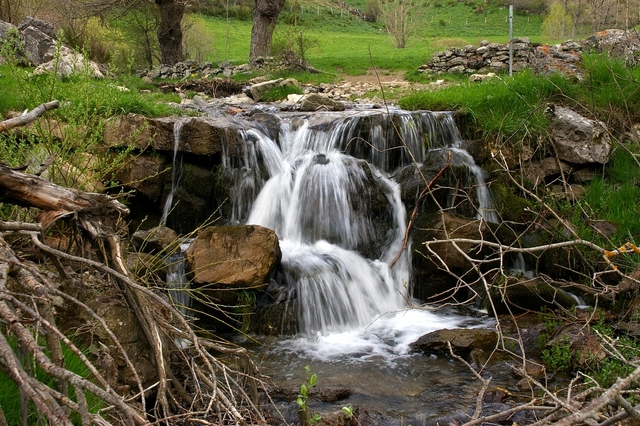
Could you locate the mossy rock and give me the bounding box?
[491,180,533,223]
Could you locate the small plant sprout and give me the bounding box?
[297,365,321,425]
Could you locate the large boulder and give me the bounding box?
[131,226,180,255]
[185,225,281,288]
[104,115,246,157]
[549,105,611,164]
[33,45,104,78]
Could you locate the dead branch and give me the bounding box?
[0,161,270,423]
[0,100,60,132]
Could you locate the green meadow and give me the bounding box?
[197,0,545,75]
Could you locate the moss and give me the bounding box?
[491,180,533,222]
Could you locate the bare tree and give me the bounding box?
[249,0,285,63]
[377,0,423,49]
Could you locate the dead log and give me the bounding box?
[0,101,60,132]
[0,163,128,234]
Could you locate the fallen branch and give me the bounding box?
[0,100,60,132]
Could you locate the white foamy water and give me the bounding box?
[270,307,492,362]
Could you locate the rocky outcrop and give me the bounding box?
[584,29,640,66]
[114,154,167,203]
[185,225,281,288]
[0,17,104,77]
[104,114,246,156]
[548,105,611,164]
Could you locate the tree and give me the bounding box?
[542,2,574,39]
[249,0,285,63]
[377,0,422,49]
[155,0,185,65]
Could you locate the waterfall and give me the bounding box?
[160,121,184,226]
[237,110,494,336]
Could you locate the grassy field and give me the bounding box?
[197,0,545,75]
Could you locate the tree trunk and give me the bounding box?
[155,0,185,65]
[249,0,286,63]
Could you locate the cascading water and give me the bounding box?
[160,121,184,226]
[166,239,194,316]
[220,110,496,358]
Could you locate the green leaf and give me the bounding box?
[309,373,317,387]
[300,384,308,396]
[341,406,353,417]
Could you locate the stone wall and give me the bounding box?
[418,29,640,78]
[419,38,583,77]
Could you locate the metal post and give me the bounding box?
[509,5,513,77]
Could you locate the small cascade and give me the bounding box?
[165,239,193,316]
[447,147,499,223]
[160,121,184,226]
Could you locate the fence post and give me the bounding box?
[509,4,513,77]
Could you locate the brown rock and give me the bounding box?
[410,328,498,356]
[185,225,281,288]
[114,154,167,202]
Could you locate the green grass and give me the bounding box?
[399,69,572,139]
[576,148,640,246]
[0,65,179,117]
[0,336,103,425]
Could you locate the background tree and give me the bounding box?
[249,0,285,63]
[377,0,423,49]
[542,2,574,39]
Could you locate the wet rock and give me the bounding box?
[131,226,180,254]
[299,93,345,111]
[104,115,245,157]
[410,328,498,357]
[548,105,611,164]
[412,213,493,271]
[185,225,281,289]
